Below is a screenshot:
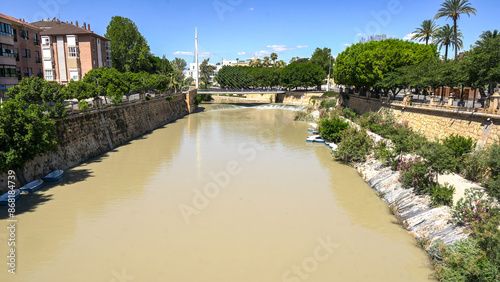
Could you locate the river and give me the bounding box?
[0,104,432,281]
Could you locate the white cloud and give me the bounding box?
[173,51,194,56]
[254,50,271,57]
[237,51,246,55]
[249,8,254,11]
[343,43,352,47]
[403,33,415,41]
[356,33,365,36]
[172,51,214,57]
[296,45,308,49]
[266,45,295,52]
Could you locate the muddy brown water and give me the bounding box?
[0,104,432,281]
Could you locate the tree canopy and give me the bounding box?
[333,39,438,88]
[280,63,326,89]
[105,16,153,73]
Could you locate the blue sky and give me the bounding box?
[3,0,498,65]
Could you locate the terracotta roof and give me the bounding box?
[0,13,42,30]
[31,20,109,41]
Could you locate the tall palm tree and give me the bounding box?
[270,52,278,65]
[435,0,477,59]
[236,58,239,65]
[434,24,463,61]
[474,30,499,48]
[263,56,270,67]
[411,20,439,45]
[275,60,286,68]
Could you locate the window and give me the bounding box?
[23,67,32,77]
[12,29,17,42]
[14,48,19,61]
[45,70,53,80]
[69,69,79,80]
[0,22,12,37]
[93,60,96,65]
[0,65,16,77]
[33,33,40,45]
[35,51,41,63]
[0,44,14,58]
[68,46,77,58]
[42,37,50,47]
[21,49,31,58]
[20,30,28,40]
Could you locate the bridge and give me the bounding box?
[196,89,286,94]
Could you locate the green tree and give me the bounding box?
[199,59,216,89]
[412,19,439,45]
[0,99,57,172]
[434,24,463,61]
[105,16,152,73]
[171,57,187,73]
[462,35,500,95]
[280,63,326,89]
[263,56,270,67]
[474,30,500,48]
[270,53,278,65]
[275,60,286,68]
[434,0,477,60]
[333,39,437,89]
[310,47,334,75]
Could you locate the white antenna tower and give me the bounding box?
[195,27,199,89]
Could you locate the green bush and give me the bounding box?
[463,149,488,182]
[443,134,476,172]
[321,91,339,98]
[451,189,498,227]
[484,141,500,202]
[443,134,476,158]
[430,239,499,281]
[373,141,395,163]
[320,99,336,109]
[418,141,457,182]
[166,95,173,101]
[341,107,357,120]
[319,117,349,143]
[335,128,373,163]
[429,182,455,207]
[397,156,433,194]
[78,100,89,111]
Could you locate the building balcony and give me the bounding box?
[0,34,14,45]
[0,56,16,65]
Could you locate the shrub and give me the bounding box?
[320,99,336,109]
[166,95,173,101]
[443,134,476,158]
[397,156,433,194]
[373,141,395,163]
[321,91,339,98]
[429,182,455,207]
[342,107,357,120]
[335,127,373,163]
[418,141,457,182]
[430,239,499,281]
[451,189,498,227]
[443,134,476,172]
[463,149,488,182]
[484,141,500,202]
[319,117,349,143]
[78,100,89,111]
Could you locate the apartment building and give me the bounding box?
[31,19,111,84]
[0,13,43,98]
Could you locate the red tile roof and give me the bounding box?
[31,20,109,41]
[0,13,42,30]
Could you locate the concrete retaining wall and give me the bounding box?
[0,94,190,192]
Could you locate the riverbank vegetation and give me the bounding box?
[313,102,500,280]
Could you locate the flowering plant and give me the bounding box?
[452,189,498,227]
[397,156,433,194]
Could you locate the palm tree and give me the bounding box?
[270,52,278,65]
[275,60,286,68]
[236,58,239,65]
[474,30,499,48]
[434,0,477,60]
[263,56,270,67]
[434,24,463,61]
[411,20,439,45]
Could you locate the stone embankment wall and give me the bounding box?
[345,95,500,147]
[277,92,323,106]
[0,94,192,192]
[357,158,468,246]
